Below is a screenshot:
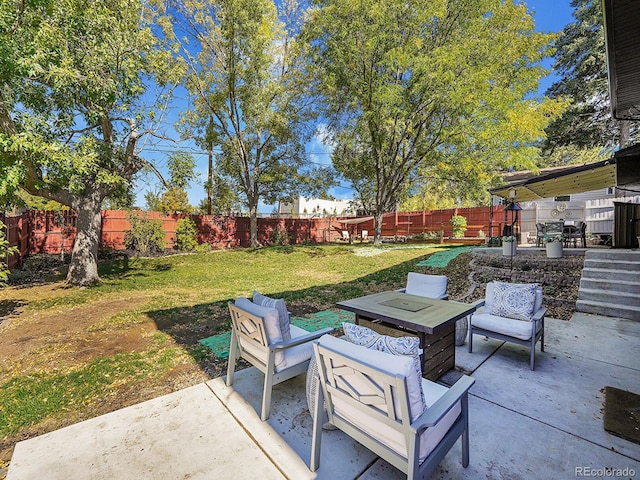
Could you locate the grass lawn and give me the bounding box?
[0,243,471,468]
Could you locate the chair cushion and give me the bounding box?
[419,379,462,465]
[471,309,542,341]
[405,272,448,299]
[253,291,292,341]
[234,297,284,367]
[342,322,425,406]
[278,325,314,372]
[490,281,538,321]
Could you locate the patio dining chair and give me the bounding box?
[535,223,545,247]
[468,281,546,370]
[226,297,333,420]
[310,334,475,478]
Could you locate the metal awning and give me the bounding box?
[337,216,374,225]
[489,159,618,201]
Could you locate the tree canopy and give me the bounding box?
[0,0,177,284]
[543,0,638,162]
[169,0,333,247]
[304,0,564,241]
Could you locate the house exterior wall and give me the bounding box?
[278,196,355,218]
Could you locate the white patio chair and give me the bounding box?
[226,297,333,420]
[310,334,474,478]
[399,272,449,300]
[468,281,546,370]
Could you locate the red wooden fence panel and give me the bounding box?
[1,212,30,268]
[2,206,509,263]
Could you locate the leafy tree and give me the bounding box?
[0,0,178,285]
[0,220,19,286]
[170,0,332,247]
[146,152,196,214]
[198,172,241,215]
[543,0,638,159]
[304,0,564,243]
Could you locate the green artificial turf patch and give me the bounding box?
[416,246,477,268]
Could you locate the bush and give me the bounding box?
[450,215,468,238]
[124,212,165,254]
[0,220,19,285]
[174,218,198,251]
[270,226,290,246]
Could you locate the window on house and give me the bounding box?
[554,195,570,202]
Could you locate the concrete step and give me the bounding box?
[579,278,639,294]
[575,299,640,321]
[585,250,640,262]
[578,288,640,307]
[579,267,640,283]
[584,258,640,271]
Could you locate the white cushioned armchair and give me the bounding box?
[468,281,546,370]
[226,296,333,420]
[310,334,474,478]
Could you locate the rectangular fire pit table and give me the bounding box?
[337,291,476,381]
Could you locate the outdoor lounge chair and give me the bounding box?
[226,298,333,420]
[399,272,449,300]
[468,281,546,370]
[310,334,475,478]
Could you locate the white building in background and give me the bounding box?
[277,196,356,218]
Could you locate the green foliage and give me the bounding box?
[270,226,290,246]
[304,0,564,235]
[124,212,166,254]
[171,0,333,247]
[174,218,198,251]
[0,220,19,285]
[0,0,179,284]
[450,215,468,239]
[544,0,637,154]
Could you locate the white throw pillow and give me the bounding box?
[253,291,291,341]
[490,281,538,321]
[342,322,425,406]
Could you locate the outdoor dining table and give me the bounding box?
[336,291,476,381]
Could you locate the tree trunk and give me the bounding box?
[66,191,104,286]
[249,205,260,248]
[372,210,384,245]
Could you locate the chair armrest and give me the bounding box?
[411,375,475,433]
[532,307,547,321]
[272,327,335,350]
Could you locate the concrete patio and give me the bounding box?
[7,312,640,479]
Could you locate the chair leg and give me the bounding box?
[541,318,545,352]
[468,322,473,353]
[462,396,470,468]
[226,331,238,386]
[261,358,276,421]
[310,385,325,471]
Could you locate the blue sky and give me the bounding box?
[134,1,576,211]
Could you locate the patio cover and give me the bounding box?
[337,216,374,225]
[489,153,640,201]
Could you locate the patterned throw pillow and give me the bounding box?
[342,322,425,407]
[490,281,538,321]
[253,291,291,341]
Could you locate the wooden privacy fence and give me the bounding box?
[2,206,505,267]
